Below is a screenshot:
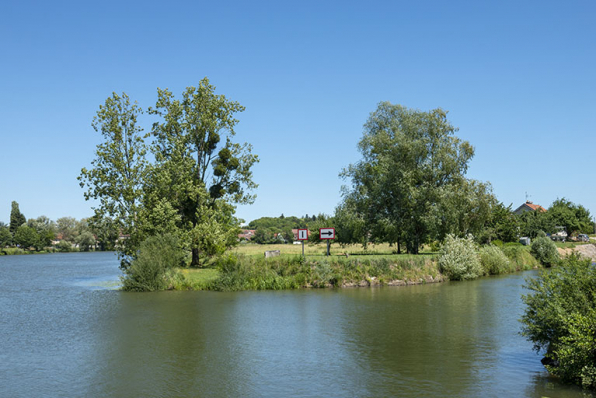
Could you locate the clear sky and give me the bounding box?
[1,0,595,225]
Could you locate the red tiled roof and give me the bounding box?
[525,202,546,212]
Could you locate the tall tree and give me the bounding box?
[9,201,26,237]
[147,77,258,266]
[548,198,592,235]
[79,92,149,264]
[340,103,475,254]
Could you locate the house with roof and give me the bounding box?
[238,229,256,241]
[513,201,547,215]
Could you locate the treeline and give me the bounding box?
[0,201,118,253]
[244,214,321,244]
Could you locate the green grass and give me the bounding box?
[177,268,220,289]
[232,242,436,259]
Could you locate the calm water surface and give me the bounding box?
[0,252,592,397]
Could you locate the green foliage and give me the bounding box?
[121,234,187,292]
[548,198,593,235]
[339,102,485,254]
[0,225,12,247]
[438,234,482,280]
[56,240,73,252]
[501,245,540,271]
[13,225,40,250]
[79,92,149,262]
[521,254,596,389]
[479,202,519,243]
[530,236,560,267]
[27,216,56,247]
[518,209,555,239]
[9,201,26,237]
[80,79,259,268]
[207,254,438,291]
[479,245,515,275]
[248,216,306,231]
[76,231,96,251]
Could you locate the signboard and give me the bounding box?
[319,228,335,240]
[297,229,309,241]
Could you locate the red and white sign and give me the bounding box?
[297,229,309,241]
[319,228,335,240]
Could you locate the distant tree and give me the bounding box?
[548,198,592,235]
[14,225,40,250]
[340,103,475,254]
[27,216,56,248]
[76,231,96,252]
[518,209,555,239]
[9,201,26,237]
[56,217,78,242]
[89,217,119,251]
[480,202,519,243]
[0,224,11,247]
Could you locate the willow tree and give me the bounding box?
[147,78,258,266]
[340,102,477,254]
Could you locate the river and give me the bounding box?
[0,252,592,397]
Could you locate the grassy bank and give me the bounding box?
[169,243,544,292]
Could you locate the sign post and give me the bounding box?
[297,229,309,257]
[319,228,335,256]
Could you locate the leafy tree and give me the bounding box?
[9,201,26,237]
[56,216,78,242]
[148,78,258,265]
[340,103,475,254]
[530,236,560,267]
[485,202,519,243]
[89,217,119,251]
[517,208,554,239]
[0,224,11,247]
[548,198,592,235]
[76,231,96,251]
[14,225,40,250]
[27,216,56,248]
[521,254,596,389]
[78,92,149,264]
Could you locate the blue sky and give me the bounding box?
[1,0,595,225]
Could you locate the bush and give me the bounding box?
[56,240,73,252]
[121,234,186,292]
[438,234,482,281]
[502,246,540,271]
[491,240,504,247]
[521,254,596,389]
[530,236,560,267]
[479,245,514,275]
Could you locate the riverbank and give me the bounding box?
[174,244,544,291]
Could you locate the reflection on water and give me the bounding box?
[0,252,592,397]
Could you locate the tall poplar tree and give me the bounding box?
[79,92,148,263]
[9,201,26,237]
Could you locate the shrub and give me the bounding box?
[121,234,186,292]
[438,234,482,281]
[56,240,73,252]
[479,245,514,275]
[530,236,560,267]
[491,240,504,247]
[521,254,596,389]
[502,246,540,271]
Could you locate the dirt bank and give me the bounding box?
[557,244,596,261]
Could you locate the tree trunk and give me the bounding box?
[191,247,201,267]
